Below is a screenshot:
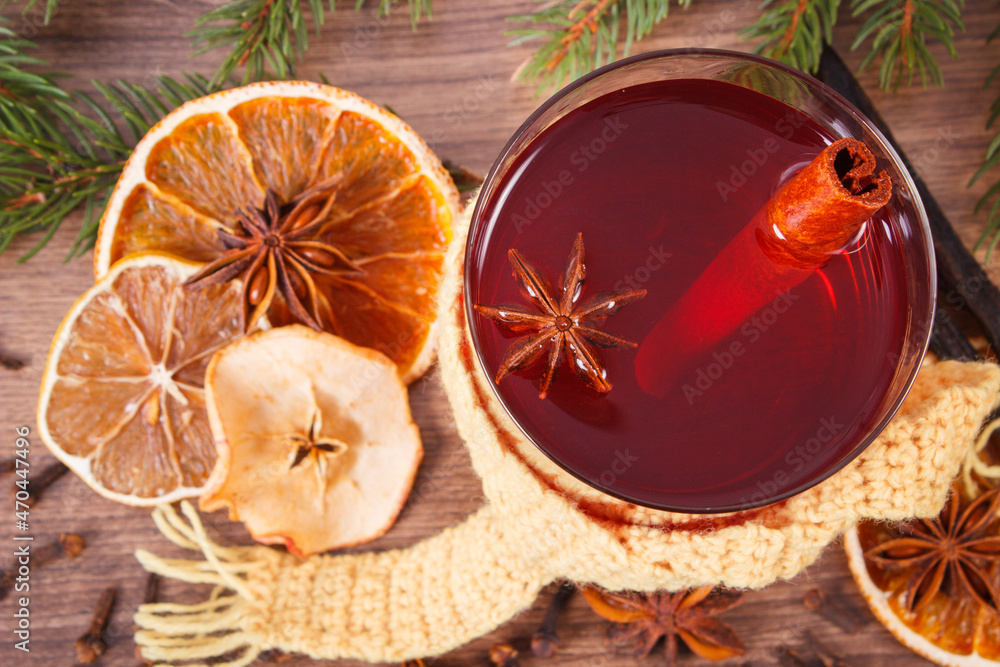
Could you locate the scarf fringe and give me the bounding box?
[133,501,264,667]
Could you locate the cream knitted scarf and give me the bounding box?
[134,204,1000,666]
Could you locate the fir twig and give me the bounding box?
[368,0,431,30]
[970,18,1000,258]
[0,19,220,260]
[1,0,61,25]
[189,0,324,86]
[740,0,840,75]
[190,0,429,87]
[507,0,691,95]
[850,0,963,91]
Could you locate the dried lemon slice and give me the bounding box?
[37,253,256,505]
[200,324,422,556]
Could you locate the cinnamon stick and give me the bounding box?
[636,138,892,397]
[818,44,1000,359]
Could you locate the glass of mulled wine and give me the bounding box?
[465,49,935,513]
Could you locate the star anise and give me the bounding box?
[288,404,348,472]
[864,484,1000,613]
[184,174,360,332]
[580,585,745,666]
[474,233,645,399]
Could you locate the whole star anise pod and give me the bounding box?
[184,174,360,331]
[580,585,745,666]
[474,233,645,399]
[864,485,1000,613]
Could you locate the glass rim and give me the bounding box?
[464,47,936,513]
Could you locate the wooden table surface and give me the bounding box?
[3,1,1000,665]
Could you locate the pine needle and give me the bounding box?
[740,0,840,75]
[971,16,1000,259]
[510,0,957,94]
[367,0,431,30]
[850,0,963,91]
[0,19,221,260]
[1,0,61,25]
[507,0,691,95]
[190,0,430,86]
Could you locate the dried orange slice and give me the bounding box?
[845,491,1000,667]
[94,82,458,383]
[37,254,258,506]
[199,325,422,557]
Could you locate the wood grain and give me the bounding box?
[2,1,1000,665]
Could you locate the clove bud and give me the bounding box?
[75,586,116,664]
[774,646,810,667]
[489,643,520,667]
[0,352,24,370]
[532,581,574,658]
[58,532,86,558]
[803,588,866,634]
[805,629,852,667]
[12,460,69,507]
[135,573,160,664]
[261,648,294,662]
[0,533,84,600]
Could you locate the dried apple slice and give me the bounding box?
[199,325,422,556]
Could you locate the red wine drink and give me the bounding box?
[466,51,934,513]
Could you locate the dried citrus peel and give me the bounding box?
[847,422,1000,667]
[846,525,1000,667]
[199,325,422,557]
[36,253,258,505]
[94,82,459,383]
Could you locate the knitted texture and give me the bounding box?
[134,201,1000,665]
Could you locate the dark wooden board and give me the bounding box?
[3,1,1000,665]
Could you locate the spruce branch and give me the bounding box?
[507,0,966,94]
[189,0,325,86]
[970,19,1000,259]
[1,0,61,25]
[850,0,963,90]
[190,0,429,87]
[507,0,691,94]
[368,0,431,30]
[0,19,220,260]
[740,0,840,75]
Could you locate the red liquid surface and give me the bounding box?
[467,78,910,512]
